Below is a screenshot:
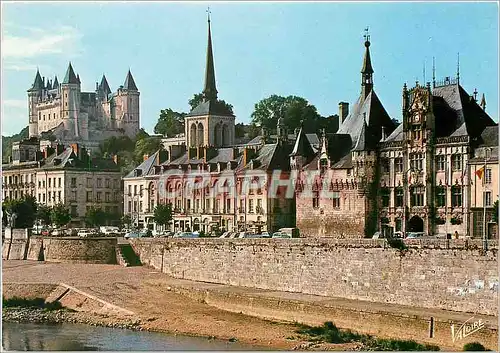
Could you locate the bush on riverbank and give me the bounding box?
[463,342,488,351]
[296,321,440,351]
[3,296,63,311]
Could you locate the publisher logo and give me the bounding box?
[451,317,485,342]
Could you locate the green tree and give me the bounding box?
[493,200,499,224]
[154,108,185,137]
[134,137,162,164]
[2,195,37,228]
[50,203,71,228]
[153,203,173,228]
[36,204,52,226]
[136,128,150,141]
[121,214,132,229]
[188,92,234,114]
[251,95,322,133]
[2,126,29,163]
[85,206,107,227]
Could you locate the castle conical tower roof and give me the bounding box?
[123,70,138,91]
[53,75,59,88]
[202,15,218,102]
[62,62,79,84]
[29,69,44,91]
[99,74,111,95]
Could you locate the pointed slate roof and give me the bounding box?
[28,69,44,91]
[98,74,111,95]
[124,151,158,178]
[337,90,395,148]
[52,76,59,88]
[123,70,138,91]
[290,124,315,160]
[361,40,374,74]
[62,62,79,84]
[202,17,218,102]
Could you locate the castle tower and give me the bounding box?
[27,69,43,137]
[184,12,235,148]
[60,62,81,138]
[361,29,374,100]
[114,70,140,137]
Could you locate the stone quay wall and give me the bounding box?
[2,235,118,264]
[129,238,498,316]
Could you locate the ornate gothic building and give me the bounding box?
[293,35,498,238]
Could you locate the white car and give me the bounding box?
[100,226,120,235]
[77,230,92,238]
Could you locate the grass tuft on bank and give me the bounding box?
[3,296,63,311]
[296,321,440,351]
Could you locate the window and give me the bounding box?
[484,191,492,207]
[436,155,446,171]
[206,199,211,212]
[48,178,51,187]
[485,168,492,184]
[105,178,110,188]
[196,199,201,212]
[87,178,92,187]
[71,190,77,201]
[257,199,262,212]
[58,178,61,188]
[381,159,390,173]
[381,188,390,207]
[97,178,102,188]
[451,154,462,171]
[97,192,102,202]
[134,185,137,195]
[451,186,462,207]
[346,169,352,176]
[71,205,77,217]
[43,194,46,202]
[249,199,254,213]
[128,185,132,196]
[394,158,403,173]
[312,191,320,208]
[105,192,110,202]
[58,191,61,201]
[86,191,92,202]
[410,186,424,206]
[410,153,423,171]
[332,193,341,208]
[239,199,244,213]
[38,193,41,202]
[187,199,191,211]
[128,201,132,213]
[395,188,404,207]
[411,125,422,140]
[134,201,138,212]
[226,199,231,212]
[38,180,41,188]
[140,185,144,196]
[71,178,77,188]
[435,186,446,207]
[139,201,143,212]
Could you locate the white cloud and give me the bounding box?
[1,25,83,59]
[3,99,26,109]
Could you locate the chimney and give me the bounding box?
[156,149,169,165]
[232,147,239,160]
[143,153,149,162]
[70,143,79,156]
[339,102,349,123]
[78,146,87,161]
[381,126,387,142]
[243,148,257,167]
[96,82,99,91]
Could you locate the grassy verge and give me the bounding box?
[296,321,440,351]
[3,296,63,311]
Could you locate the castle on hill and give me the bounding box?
[27,63,140,150]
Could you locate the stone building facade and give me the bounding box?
[2,140,123,227]
[123,17,295,233]
[27,63,140,151]
[293,34,498,238]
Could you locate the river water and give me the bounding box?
[2,322,267,351]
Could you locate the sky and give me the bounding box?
[1,1,498,136]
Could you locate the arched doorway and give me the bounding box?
[408,215,424,232]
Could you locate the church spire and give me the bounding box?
[202,8,218,103]
[480,93,486,111]
[361,28,374,99]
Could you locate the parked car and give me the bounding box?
[219,231,230,238]
[173,232,198,238]
[78,229,93,238]
[260,231,271,238]
[124,231,141,239]
[100,226,120,235]
[278,228,300,238]
[272,232,291,238]
[41,229,51,236]
[406,232,426,239]
[393,231,404,238]
[51,229,66,236]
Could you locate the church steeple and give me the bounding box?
[361,28,374,99]
[480,93,486,111]
[202,9,218,103]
